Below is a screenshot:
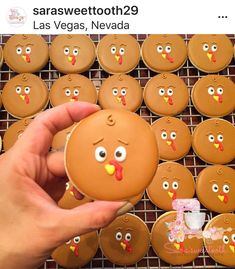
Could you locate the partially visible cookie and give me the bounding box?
[0,46,3,68]
[51,124,75,150]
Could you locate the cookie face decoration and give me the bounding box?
[141,35,187,72]
[97,35,140,74]
[2,73,49,119]
[52,231,98,268]
[99,214,150,266]
[204,213,235,266]
[151,117,191,161]
[192,75,235,117]
[196,165,235,213]
[188,35,233,73]
[144,73,189,116]
[98,74,143,112]
[49,35,96,74]
[3,35,48,73]
[192,119,235,164]
[65,109,158,201]
[49,74,97,107]
[147,162,195,210]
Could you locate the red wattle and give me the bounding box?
[118,55,123,65]
[166,53,174,63]
[72,55,76,65]
[72,96,78,101]
[168,96,173,105]
[170,140,176,151]
[212,52,216,63]
[120,96,126,106]
[109,160,123,181]
[219,95,223,103]
[123,240,133,254]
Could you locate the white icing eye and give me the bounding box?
[64,47,70,55]
[73,89,79,96]
[66,182,70,190]
[172,181,179,190]
[161,131,167,140]
[95,146,107,162]
[167,88,173,96]
[73,48,79,56]
[65,240,71,245]
[121,88,126,96]
[111,46,116,54]
[25,47,31,54]
[24,87,30,94]
[158,88,165,96]
[208,134,215,143]
[16,47,22,55]
[73,236,80,244]
[162,181,169,190]
[119,47,125,55]
[208,87,215,95]
[114,146,126,162]
[231,234,235,242]
[212,183,219,193]
[203,43,209,51]
[223,235,229,244]
[115,232,122,241]
[223,184,230,194]
[217,134,223,142]
[211,44,217,52]
[165,45,171,53]
[157,45,163,53]
[112,88,118,96]
[125,233,131,241]
[170,131,177,140]
[65,89,71,97]
[15,86,22,94]
[217,87,223,95]
[168,235,174,242]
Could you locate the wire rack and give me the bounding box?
[0,34,234,269]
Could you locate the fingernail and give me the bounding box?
[116,202,133,216]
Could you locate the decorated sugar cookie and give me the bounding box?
[143,73,189,116]
[52,231,98,268]
[97,34,140,74]
[65,109,158,201]
[3,34,48,73]
[188,35,233,73]
[192,119,235,164]
[0,46,3,68]
[49,35,96,74]
[51,124,75,150]
[49,74,97,107]
[141,35,187,73]
[99,213,150,266]
[2,73,49,119]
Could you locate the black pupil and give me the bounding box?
[225,187,228,190]
[116,151,122,157]
[99,151,106,158]
[164,184,168,187]
[215,186,218,190]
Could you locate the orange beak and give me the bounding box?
[217,192,228,203]
[68,55,76,65]
[207,51,216,62]
[229,242,235,253]
[168,190,177,200]
[22,54,30,63]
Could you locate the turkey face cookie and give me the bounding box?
[188,35,233,73]
[99,213,150,266]
[98,74,143,112]
[3,118,32,151]
[3,34,48,73]
[49,74,97,107]
[141,35,187,73]
[151,211,203,265]
[204,213,235,266]
[144,73,189,116]
[2,73,49,119]
[97,35,140,74]
[52,231,98,268]
[147,162,195,210]
[0,46,3,68]
[196,165,235,213]
[65,109,158,201]
[192,75,235,117]
[49,35,96,74]
[51,124,75,150]
[151,117,191,161]
[192,119,235,164]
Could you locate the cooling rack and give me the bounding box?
[0,34,234,269]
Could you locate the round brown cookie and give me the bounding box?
[51,124,76,150]
[203,213,235,266]
[49,74,97,107]
[65,109,158,201]
[2,73,49,119]
[97,34,140,74]
[192,119,235,164]
[3,34,48,73]
[141,35,187,73]
[191,75,235,117]
[196,165,235,213]
[147,162,195,210]
[3,118,32,151]
[49,35,96,74]
[99,213,150,266]
[151,211,203,265]
[151,117,191,161]
[52,231,98,268]
[98,74,143,112]
[0,46,3,68]
[143,73,189,116]
[129,192,144,206]
[188,35,233,73]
